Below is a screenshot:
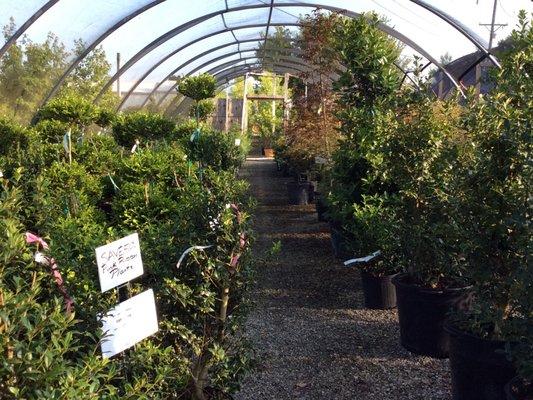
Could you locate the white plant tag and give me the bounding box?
[99,289,158,358]
[95,233,144,293]
[344,250,382,266]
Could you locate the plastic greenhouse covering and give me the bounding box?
[0,0,530,115]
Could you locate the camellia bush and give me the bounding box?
[0,92,255,399]
[451,11,531,345]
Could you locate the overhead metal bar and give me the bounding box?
[121,20,420,111]
[38,0,166,110]
[0,0,60,59]
[119,22,317,111]
[94,2,464,104]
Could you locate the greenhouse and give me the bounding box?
[0,1,531,399]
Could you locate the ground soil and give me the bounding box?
[235,155,451,400]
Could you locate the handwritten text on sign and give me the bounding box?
[95,233,143,292]
[99,289,158,358]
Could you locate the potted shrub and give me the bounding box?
[343,194,401,309]
[446,13,531,398]
[371,88,473,358]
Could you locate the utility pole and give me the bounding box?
[479,0,507,50]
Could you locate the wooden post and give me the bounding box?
[241,73,249,135]
[225,90,230,133]
[475,63,482,96]
[283,73,289,134]
[272,75,277,134]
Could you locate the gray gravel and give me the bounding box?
[236,157,451,400]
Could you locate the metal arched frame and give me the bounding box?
[160,44,424,116]
[137,39,337,110]
[118,22,303,110]
[6,0,502,112]
[162,52,321,114]
[91,2,466,104]
[137,30,423,114]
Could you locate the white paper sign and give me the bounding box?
[234,138,241,146]
[99,289,158,358]
[95,233,144,293]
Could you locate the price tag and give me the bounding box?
[95,233,143,293]
[99,289,158,358]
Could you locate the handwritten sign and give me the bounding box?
[95,233,143,292]
[99,289,158,358]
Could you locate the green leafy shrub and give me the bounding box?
[112,111,176,147]
[35,93,99,127]
[189,99,215,122]
[184,127,247,172]
[178,74,216,102]
[451,12,532,343]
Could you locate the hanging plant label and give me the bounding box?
[99,289,158,358]
[95,233,144,293]
[235,138,241,146]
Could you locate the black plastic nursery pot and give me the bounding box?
[446,323,517,400]
[360,271,397,309]
[392,273,472,358]
[314,192,329,222]
[286,181,311,205]
[329,221,351,259]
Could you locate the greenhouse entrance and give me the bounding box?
[0,1,530,400]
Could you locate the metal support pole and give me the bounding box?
[116,53,121,98]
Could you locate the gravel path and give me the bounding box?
[236,156,451,400]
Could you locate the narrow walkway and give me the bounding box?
[236,157,450,400]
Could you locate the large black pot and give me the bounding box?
[360,271,397,309]
[286,181,311,205]
[329,222,350,259]
[446,323,516,400]
[505,376,532,400]
[314,192,328,222]
[392,273,472,358]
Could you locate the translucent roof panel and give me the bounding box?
[0,0,529,111]
[0,0,50,46]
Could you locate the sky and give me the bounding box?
[0,0,531,93]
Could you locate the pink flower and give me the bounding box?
[25,232,49,249]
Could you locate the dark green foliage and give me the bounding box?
[112,112,176,147]
[189,99,215,122]
[178,74,216,102]
[35,93,99,127]
[451,12,532,344]
[0,99,254,398]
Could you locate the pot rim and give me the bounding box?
[443,319,513,347]
[361,270,400,279]
[392,272,472,294]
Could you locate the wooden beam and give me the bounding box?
[246,94,286,101]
